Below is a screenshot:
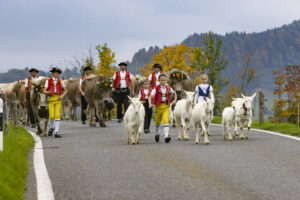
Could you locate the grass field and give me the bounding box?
[212,116,300,137]
[0,124,35,200]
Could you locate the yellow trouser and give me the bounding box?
[155,103,170,126]
[48,94,62,120]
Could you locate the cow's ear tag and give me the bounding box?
[96,81,100,85]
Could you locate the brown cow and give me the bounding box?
[30,77,49,136]
[64,78,81,120]
[13,80,30,125]
[168,69,193,100]
[131,74,147,97]
[82,75,112,127]
[103,97,115,121]
[0,81,18,119]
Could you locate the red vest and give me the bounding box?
[27,76,38,92]
[27,77,32,92]
[150,72,163,89]
[115,71,130,88]
[47,78,62,96]
[153,84,171,106]
[140,88,152,101]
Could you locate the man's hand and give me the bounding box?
[81,92,85,96]
[112,88,115,92]
[59,95,64,100]
[170,101,176,106]
[149,103,153,108]
[24,97,27,103]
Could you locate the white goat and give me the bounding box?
[222,106,237,141]
[124,97,145,144]
[192,98,214,144]
[232,93,256,139]
[173,91,195,140]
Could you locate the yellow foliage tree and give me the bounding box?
[95,43,116,78]
[138,44,196,77]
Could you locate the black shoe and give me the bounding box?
[82,121,86,124]
[155,135,160,142]
[48,128,54,136]
[144,129,149,134]
[55,134,62,138]
[165,137,171,143]
[31,124,36,128]
[118,119,122,123]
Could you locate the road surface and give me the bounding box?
[26,120,300,200]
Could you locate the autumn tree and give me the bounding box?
[95,43,116,78]
[284,66,300,124]
[138,44,196,76]
[220,85,239,111]
[238,52,259,95]
[270,69,286,123]
[270,66,300,124]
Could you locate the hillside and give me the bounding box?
[128,20,300,92]
[0,67,80,83]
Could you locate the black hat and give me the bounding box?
[50,67,62,74]
[29,68,39,73]
[83,66,93,71]
[118,62,127,67]
[153,63,162,69]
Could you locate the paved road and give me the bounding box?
[26,120,300,200]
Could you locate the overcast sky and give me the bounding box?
[1,0,300,72]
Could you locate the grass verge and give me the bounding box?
[0,124,35,200]
[212,116,300,137]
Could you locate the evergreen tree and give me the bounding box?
[193,32,229,114]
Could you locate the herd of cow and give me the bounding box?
[0,69,256,145]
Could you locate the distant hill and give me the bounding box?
[129,46,161,74]
[128,20,300,93]
[0,67,81,83]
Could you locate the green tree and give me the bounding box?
[95,43,116,78]
[192,32,229,114]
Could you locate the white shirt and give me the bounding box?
[194,84,214,104]
[138,89,150,100]
[24,76,39,88]
[151,84,175,102]
[79,74,96,86]
[113,71,133,88]
[79,77,84,86]
[45,77,66,93]
[148,72,161,87]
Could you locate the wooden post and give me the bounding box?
[12,93,18,129]
[257,89,264,124]
[0,94,8,135]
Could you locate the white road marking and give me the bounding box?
[212,124,300,141]
[28,131,55,200]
